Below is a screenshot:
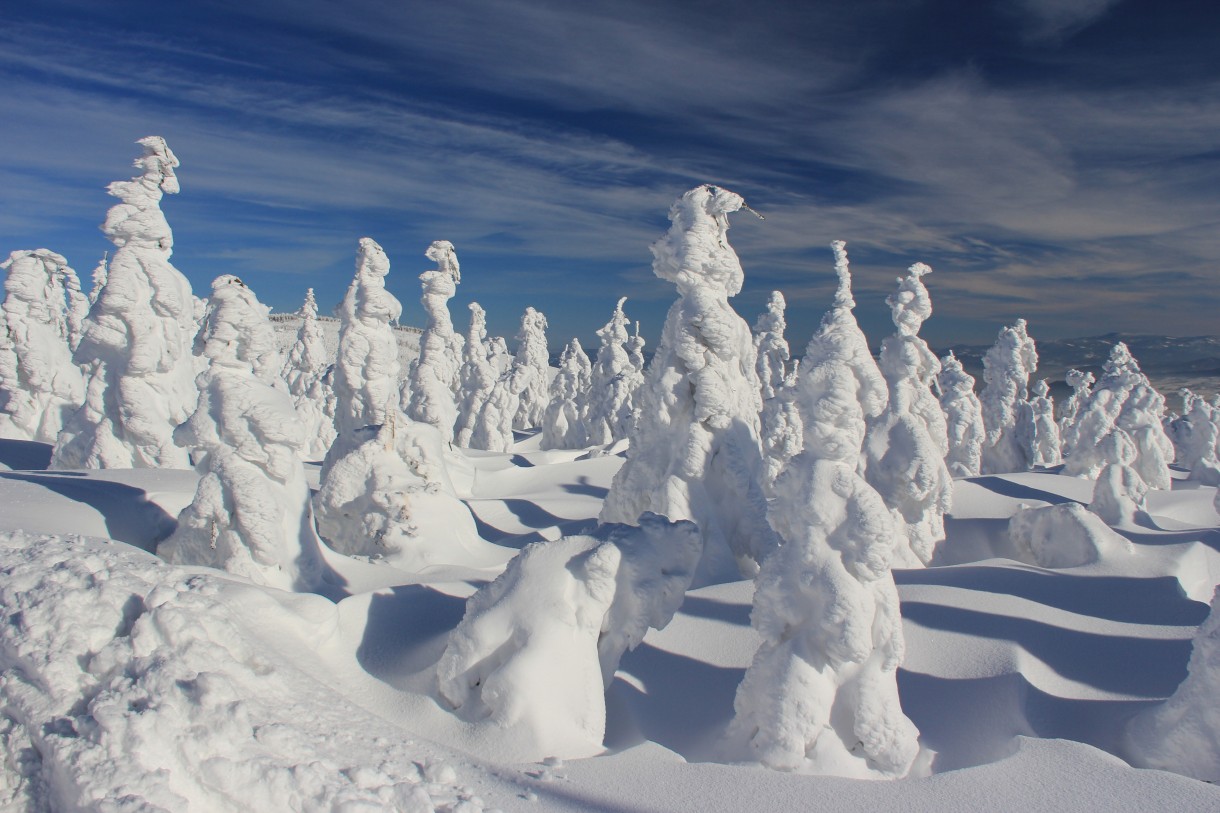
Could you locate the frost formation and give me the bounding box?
[405,240,464,442]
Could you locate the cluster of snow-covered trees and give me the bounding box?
[4,140,1220,781]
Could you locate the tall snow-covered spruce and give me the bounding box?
[585,297,638,446]
[753,291,802,491]
[158,276,324,591]
[281,288,336,460]
[454,302,498,448]
[405,240,464,442]
[979,319,1038,474]
[510,306,550,431]
[729,240,919,777]
[601,184,775,586]
[52,136,198,469]
[541,338,591,449]
[0,250,87,443]
[937,352,984,477]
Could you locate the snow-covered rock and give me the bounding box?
[1008,501,1133,568]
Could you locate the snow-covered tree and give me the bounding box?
[626,320,646,375]
[585,298,637,446]
[1173,395,1220,484]
[753,290,790,401]
[510,307,550,430]
[979,319,1038,474]
[1088,429,1148,526]
[601,185,776,586]
[454,302,498,448]
[1062,342,1173,490]
[52,136,198,470]
[730,248,919,775]
[541,338,591,450]
[1029,379,1061,467]
[158,275,323,591]
[0,250,87,443]
[323,238,402,475]
[86,253,108,306]
[759,364,803,494]
[864,262,952,567]
[404,240,464,442]
[936,352,984,477]
[469,376,519,453]
[281,289,336,460]
[488,335,513,377]
[1058,369,1094,458]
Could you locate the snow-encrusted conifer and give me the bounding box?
[753,290,801,491]
[627,320,646,375]
[489,335,512,377]
[454,302,498,448]
[510,307,550,430]
[1174,395,1220,484]
[1058,369,1094,458]
[0,250,87,443]
[936,352,984,477]
[1029,379,1061,467]
[585,298,636,446]
[405,240,464,442]
[52,137,197,469]
[541,338,591,449]
[865,262,952,567]
[281,289,336,460]
[1088,429,1148,526]
[730,245,918,776]
[323,238,402,475]
[159,275,323,591]
[470,374,519,452]
[979,319,1038,474]
[600,184,776,585]
[1063,342,1173,490]
[753,291,790,401]
[87,253,108,305]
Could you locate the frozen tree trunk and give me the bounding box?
[52,137,198,469]
[158,275,323,591]
[585,298,637,446]
[979,319,1038,475]
[281,289,336,460]
[0,250,87,443]
[1058,369,1094,459]
[601,185,777,587]
[454,303,498,448]
[510,307,550,431]
[937,352,984,477]
[322,238,402,477]
[405,240,464,442]
[864,262,953,567]
[541,338,592,450]
[1029,379,1062,466]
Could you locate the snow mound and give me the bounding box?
[1008,502,1134,568]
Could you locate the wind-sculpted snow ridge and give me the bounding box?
[436,514,700,761]
[159,276,324,592]
[1126,584,1220,782]
[601,184,776,586]
[323,237,402,477]
[1059,369,1094,459]
[1087,428,1149,526]
[0,532,482,812]
[0,250,87,443]
[979,319,1038,475]
[585,298,637,446]
[865,261,952,567]
[730,242,919,777]
[281,289,335,461]
[52,137,197,470]
[405,240,464,443]
[510,306,550,431]
[936,352,984,477]
[454,302,498,448]
[1063,342,1174,490]
[541,338,591,450]
[1029,379,1062,467]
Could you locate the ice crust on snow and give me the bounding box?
[405,240,464,443]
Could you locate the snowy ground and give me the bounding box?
[1,436,1219,811]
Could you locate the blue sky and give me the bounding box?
[1,0,1217,349]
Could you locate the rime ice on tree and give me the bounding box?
[979,319,1038,475]
[1058,369,1094,458]
[936,352,984,477]
[405,241,464,442]
[1173,395,1220,485]
[730,244,919,776]
[1087,429,1148,526]
[281,289,336,460]
[864,262,953,567]
[601,185,776,586]
[541,338,591,449]
[1029,379,1061,467]
[0,250,87,443]
[585,298,638,446]
[753,291,790,401]
[454,302,498,448]
[510,307,550,431]
[753,291,801,491]
[159,276,323,591]
[52,137,198,469]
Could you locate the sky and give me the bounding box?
[1,0,1217,350]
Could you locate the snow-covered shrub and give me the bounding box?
[1029,379,1062,467]
[541,338,591,449]
[585,298,637,446]
[0,249,87,443]
[936,352,984,477]
[281,288,336,460]
[323,237,402,475]
[1063,342,1173,490]
[731,259,919,775]
[454,302,498,448]
[52,136,198,469]
[601,185,776,585]
[1088,429,1148,526]
[509,307,550,431]
[979,319,1038,474]
[313,413,480,572]
[1058,369,1094,458]
[1126,584,1220,781]
[864,262,953,567]
[159,276,322,591]
[405,240,464,442]
[1008,502,1132,568]
[436,514,700,760]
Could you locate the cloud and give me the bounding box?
[1006,0,1124,43]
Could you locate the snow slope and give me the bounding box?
[1,436,1219,811]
